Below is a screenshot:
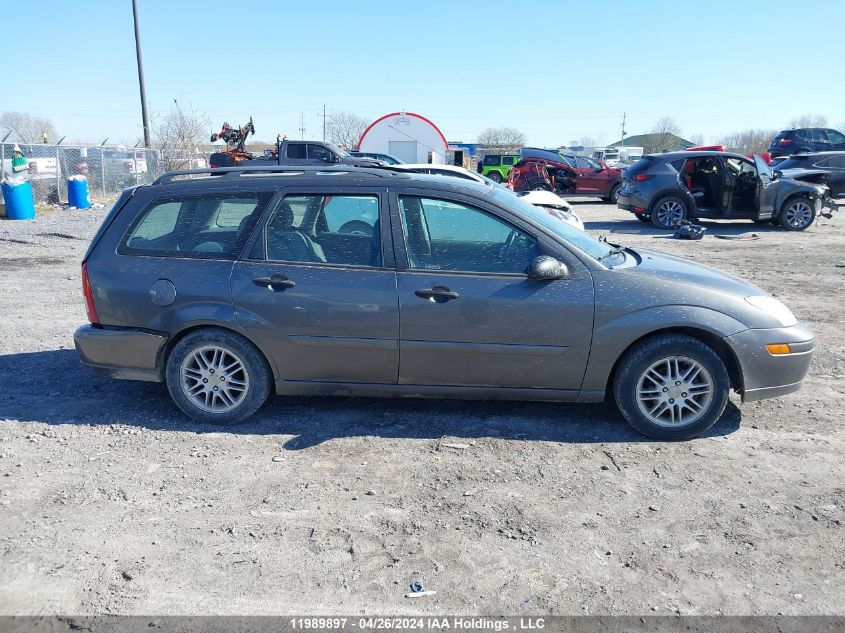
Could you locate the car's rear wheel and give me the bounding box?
[778,197,816,231]
[165,327,272,425]
[530,181,551,191]
[613,334,730,440]
[488,172,502,183]
[651,195,687,230]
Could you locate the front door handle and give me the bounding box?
[253,274,296,291]
[415,285,459,302]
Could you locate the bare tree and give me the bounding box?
[645,117,682,153]
[476,127,527,153]
[0,111,58,143]
[327,112,371,149]
[153,101,209,171]
[578,136,597,148]
[717,129,777,155]
[789,114,827,128]
[689,133,705,147]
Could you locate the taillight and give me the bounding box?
[779,138,792,146]
[633,174,654,181]
[81,263,99,325]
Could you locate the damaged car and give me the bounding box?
[617,151,831,231]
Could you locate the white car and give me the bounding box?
[518,190,585,231]
[392,163,505,187]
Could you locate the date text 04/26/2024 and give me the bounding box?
[289,618,546,631]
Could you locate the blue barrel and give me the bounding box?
[67,176,92,209]
[2,180,36,220]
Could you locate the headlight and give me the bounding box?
[745,296,797,327]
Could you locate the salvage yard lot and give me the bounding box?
[0,203,843,615]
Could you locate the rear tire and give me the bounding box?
[778,196,816,231]
[488,172,502,183]
[165,327,272,425]
[613,334,730,440]
[651,195,688,230]
[530,181,551,191]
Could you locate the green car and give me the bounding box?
[479,154,519,183]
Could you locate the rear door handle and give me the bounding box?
[415,285,459,302]
[253,274,296,290]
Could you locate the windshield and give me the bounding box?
[488,188,616,262]
[329,144,350,158]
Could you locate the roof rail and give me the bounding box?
[152,163,407,185]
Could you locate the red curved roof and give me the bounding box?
[356,112,448,150]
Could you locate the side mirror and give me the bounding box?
[772,169,782,180]
[528,255,568,281]
[323,153,339,163]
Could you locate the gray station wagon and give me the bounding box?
[74,166,814,440]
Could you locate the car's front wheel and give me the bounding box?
[488,172,502,183]
[779,197,816,231]
[651,196,687,230]
[165,327,272,425]
[603,183,621,204]
[613,334,730,440]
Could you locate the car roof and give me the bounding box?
[148,165,493,195]
[645,150,757,160]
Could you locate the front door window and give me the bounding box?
[398,196,538,274]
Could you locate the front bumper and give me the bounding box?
[725,323,814,403]
[74,324,168,382]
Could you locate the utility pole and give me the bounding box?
[299,113,305,140]
[131,0,151,147]
[620,112,627,149]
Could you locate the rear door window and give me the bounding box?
[811,129,829,143]
[265,194,382,267]
[502,156,516,166]
[120,193,273,258]
[285,143,307,159]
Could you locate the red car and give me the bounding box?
[508,155,623,203]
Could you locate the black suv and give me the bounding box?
[773,152,845,198]
[769,128,845,158]
[616,151,830,231]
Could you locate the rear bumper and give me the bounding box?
[616,190,649,213]
[74,324,167,382]
[724,323,814,403]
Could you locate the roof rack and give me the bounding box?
[153,164,404,186]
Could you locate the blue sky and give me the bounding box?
[4,0,843,146]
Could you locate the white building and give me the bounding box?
[357,111,447,164]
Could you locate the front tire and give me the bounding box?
[778,197,816,231]
[651,195,687,230]
[488,171,502,183]
[603,183,621,204]
[165,327,272,425]
[613,334,730,440]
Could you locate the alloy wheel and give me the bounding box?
[180,345,250,413]
[656,199,684,226]
[635,356,713,428]
[784,200,813,229]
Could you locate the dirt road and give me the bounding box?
[0,203,842,615]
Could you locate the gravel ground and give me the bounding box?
[0,202,843,616]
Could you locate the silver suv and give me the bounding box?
[74,166,814,440]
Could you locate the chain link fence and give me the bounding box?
[1,143,167,204]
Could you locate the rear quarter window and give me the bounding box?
[118,193,273,258]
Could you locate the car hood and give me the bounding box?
[629,248,763,298]
[610,247,796,329]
